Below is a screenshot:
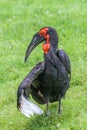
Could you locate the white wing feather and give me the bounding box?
[19,94,43,117]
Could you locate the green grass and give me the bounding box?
[0,0,87,130]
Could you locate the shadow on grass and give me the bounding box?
[24,104,64,130]
[24,114,62,130]
[23,100,83,130]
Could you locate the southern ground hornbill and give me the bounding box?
[17,27,71,117]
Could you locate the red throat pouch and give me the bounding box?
[42,43,50,54]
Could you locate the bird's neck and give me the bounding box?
[44,45,57,67]
[42,36,57,55]
[42,34,50,54]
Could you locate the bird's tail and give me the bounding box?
[17,89,43,117]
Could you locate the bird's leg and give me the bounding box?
[58,95,61,114]
[46,98,50,116]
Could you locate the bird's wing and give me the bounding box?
[56,49,71,80]
[17,62,46,117]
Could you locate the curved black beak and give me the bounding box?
[25,33,45,62]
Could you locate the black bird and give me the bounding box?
[17,27,71,117]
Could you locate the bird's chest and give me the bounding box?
[41,64,58,96]
[44,66,57,83]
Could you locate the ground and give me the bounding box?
[0,0,87,130]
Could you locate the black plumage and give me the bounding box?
[17,27,71,117]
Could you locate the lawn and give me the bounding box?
[0,0,87,130]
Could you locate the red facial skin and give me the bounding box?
[39,28,51,54]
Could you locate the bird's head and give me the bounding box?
[25,27,58,62]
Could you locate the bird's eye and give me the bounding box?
[40,32,43,36]
[39,30,46,36]
[39,28,49,36]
